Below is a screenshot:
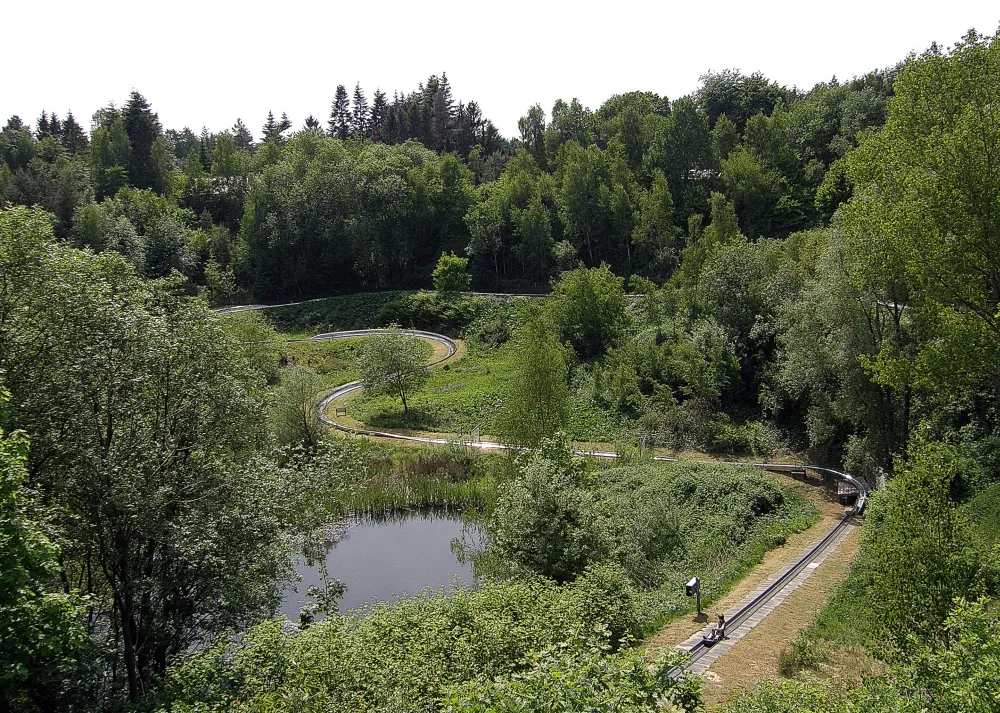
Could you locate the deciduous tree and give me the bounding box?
[357,326,429,413]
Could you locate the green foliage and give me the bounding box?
[271,365,327,448]
[433,251,472,293]
[220,309,283,384]
[486,440,815,621]
[727,598,1000,713]
[719,679,845,713]
[262,292,407,333]
[345,443,499,514]
[844,30,1000,393]
[0,206,293,701]
[357,325,430,413]
[697,69,790,131]
[853,443,989,654]
[892,597,1000,712]
[0,415,90,712]
[548,264,629,359]
[462,297,517,348]
[239,137,477,298]
[156,569,667,713]
[71,186,205,279]
[489,437,603,583]
[443,639,701,713]
[378,291,486,334]
[777,633,825,677]
[963,482,1000,551]
[494,306,570,447]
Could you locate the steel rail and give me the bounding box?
[666,504,856,678]
[212,289,653,317]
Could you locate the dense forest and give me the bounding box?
[2,27,999,713]
[1,62,889,297]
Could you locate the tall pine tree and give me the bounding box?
[328,85,351,139]
[35,111,50,139]
[370,90,389,143]
[262,111,278,142]
[122,91,163,191]
[432,74,454,152]
[351,83,369,138]
[232,119,254,150]
[278,112,292,139]
[62,112,88,153]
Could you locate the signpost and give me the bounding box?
[685,576,702,616]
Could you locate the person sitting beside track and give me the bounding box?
[704,614,726,643]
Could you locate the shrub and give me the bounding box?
[777,634,825,676]
[377,291,485,334]
[548,264,629,359]
[443,639,700,713]
[156,574,646,713]
[432,252,472,293]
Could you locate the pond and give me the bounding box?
[281,509,481,619]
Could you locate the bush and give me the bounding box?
[548,264,629,359]
[156,574,646,713]
[777,634,825,676]
[462,298,517,348]
[432,252,472,293]
[488,439,602,583]
[700,415,782,456]
[853,443,988,654]
[270,365,326,447]
[377,291,486,334]
[443,639,700,713]
[263,292,405,333]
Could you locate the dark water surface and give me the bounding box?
[281,510,480,619]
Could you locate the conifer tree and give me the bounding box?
[232,119,254,150]
[351,83,369,138]
[122,91,163,191]
[35,111,50,139]
[482,120,503,155]
[278,112,292,138]
[303,115,320,131]
[329,85,351,139]
[262,111,278,142]
[48,113,62,138]
[199,138,211,172]
[387,93,406,143]
[61,112,88,153]
[432,79,454,152]
[421,77,437,144]
[370,89,389,142]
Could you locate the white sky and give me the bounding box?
[3,1,997,142]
